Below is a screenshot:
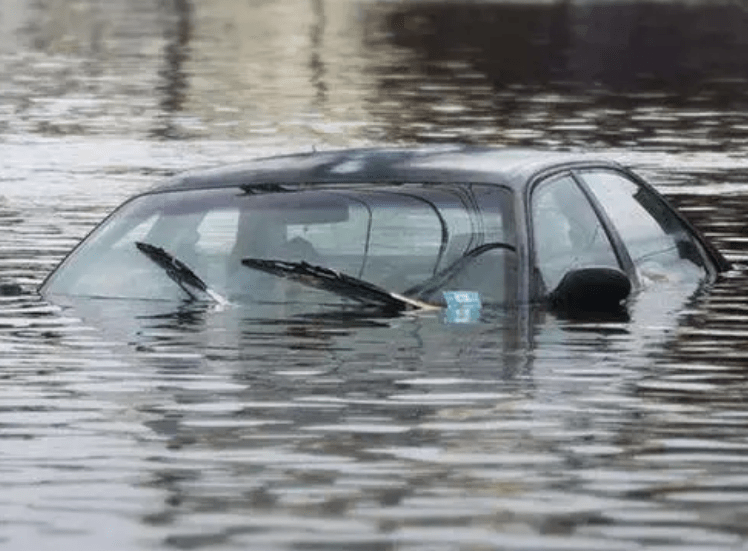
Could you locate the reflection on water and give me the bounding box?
[1,0,748,549]
[5,271,748,549]
[6,0,746,147]
[365,0,748,147]
[153,0,193,139]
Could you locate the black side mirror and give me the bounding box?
[548,267,631,311]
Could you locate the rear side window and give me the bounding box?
[578,170,706,281]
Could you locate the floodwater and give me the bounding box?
[2,0,748,549]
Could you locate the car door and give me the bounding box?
[574,169,715,284]
[529,173,626,298]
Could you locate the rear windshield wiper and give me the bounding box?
[136,241,227,305]
[241,258,437,312]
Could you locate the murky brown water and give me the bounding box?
[2,1,748,549]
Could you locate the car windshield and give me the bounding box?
[41,183,516,308]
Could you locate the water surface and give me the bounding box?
[1,1,748,549]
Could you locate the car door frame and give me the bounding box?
[524,162,730,304]
[523,162,640,304]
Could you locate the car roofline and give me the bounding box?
[147,146,622,194]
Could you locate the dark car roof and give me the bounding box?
[152,146,621,193]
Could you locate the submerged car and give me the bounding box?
[39,147,730,315]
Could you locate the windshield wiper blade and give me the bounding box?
[136,241,227,305]
[241,258,437,312]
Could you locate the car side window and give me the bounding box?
[578,170,706,282]
[531,175,620,292]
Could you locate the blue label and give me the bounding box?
[443,291,482,323]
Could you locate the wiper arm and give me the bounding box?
[241,258,437,312]
[136,241,227,305]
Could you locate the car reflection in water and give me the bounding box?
[39,147,729,344]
